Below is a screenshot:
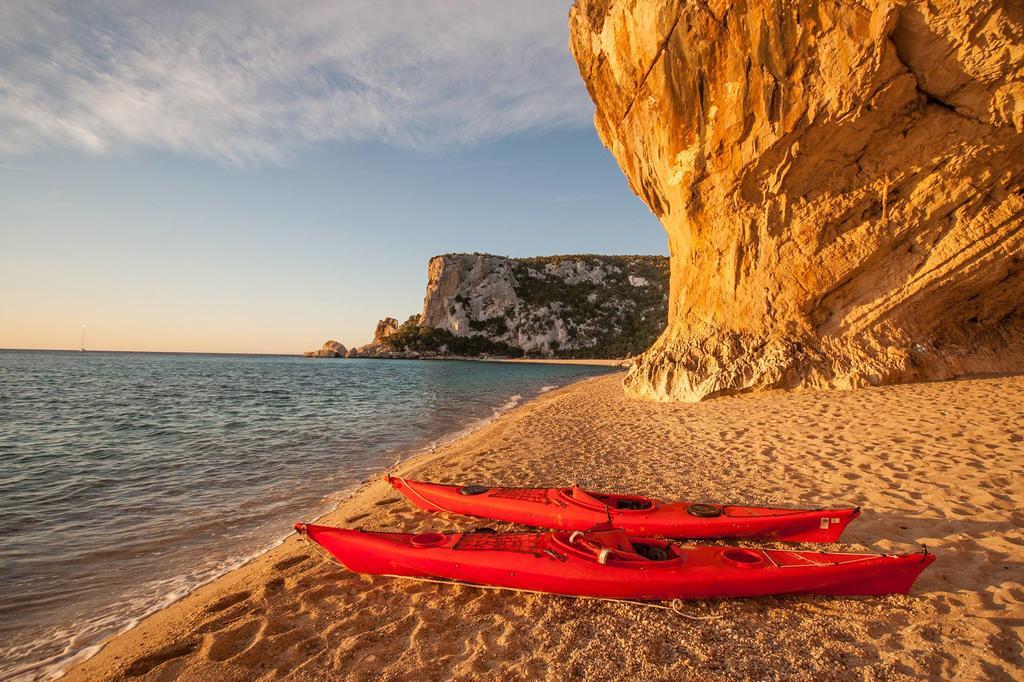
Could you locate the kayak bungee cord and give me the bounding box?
[296,526,722,621]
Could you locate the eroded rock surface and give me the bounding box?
[303,339,347,358]
[570,0,1024,400]
[373,318,400,344]
[347,319,406,357]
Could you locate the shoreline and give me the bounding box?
[59,375,600,681]
[303,355,630,367]
[479,357,626,366]
[65,373,1023,680]
[44,375,601,681]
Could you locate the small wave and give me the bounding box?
[495,394,522,415]
[5,537,281,681]
[4,493,355,682]
[539,385,557,393]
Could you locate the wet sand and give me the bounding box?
[65,373,1024,680]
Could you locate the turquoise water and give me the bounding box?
[0,350,616,679]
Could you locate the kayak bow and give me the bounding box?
[388,477,860,542]
[296,523,933,600]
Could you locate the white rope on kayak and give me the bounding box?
[297,531,721,621]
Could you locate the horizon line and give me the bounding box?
[0,347,300,357]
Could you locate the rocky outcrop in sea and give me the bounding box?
[303,339,347,358]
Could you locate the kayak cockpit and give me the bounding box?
[561,487,657,512]
[549,530,683,566]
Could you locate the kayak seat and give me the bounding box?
[632,542,672,562]
[615,498,654,510]
[588,529,637,553]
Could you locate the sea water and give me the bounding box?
[0,350,616,679]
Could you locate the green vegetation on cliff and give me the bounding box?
[381,315,524,357]
[508,255,668,358]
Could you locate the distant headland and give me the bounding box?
[304,253,669,360]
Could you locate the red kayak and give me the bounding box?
[388,477,860,542]
[296,523,934,600]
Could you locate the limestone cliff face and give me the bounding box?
[373,318,400,344]
[422,255,519,333]
[421,253,669,356]
[570,0,1024,400]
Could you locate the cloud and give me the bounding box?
[0,0,593,164]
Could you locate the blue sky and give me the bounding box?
[1,1,664,353]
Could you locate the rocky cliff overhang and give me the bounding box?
[570,0,1024,400]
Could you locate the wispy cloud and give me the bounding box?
[0,1,591,165]
[0,161,40,173]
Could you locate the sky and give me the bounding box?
[0,1,666,353]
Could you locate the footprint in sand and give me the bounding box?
[262,577,285,598]
[206,620,263,662]
[204,591,251,615]
[125,640,199,677]
[302,582,347,603]
[273,555,309,571]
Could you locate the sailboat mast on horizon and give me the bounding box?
[80,325,86,352]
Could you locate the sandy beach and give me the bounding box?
[483,358,627,366]
[65,373,1024,681]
